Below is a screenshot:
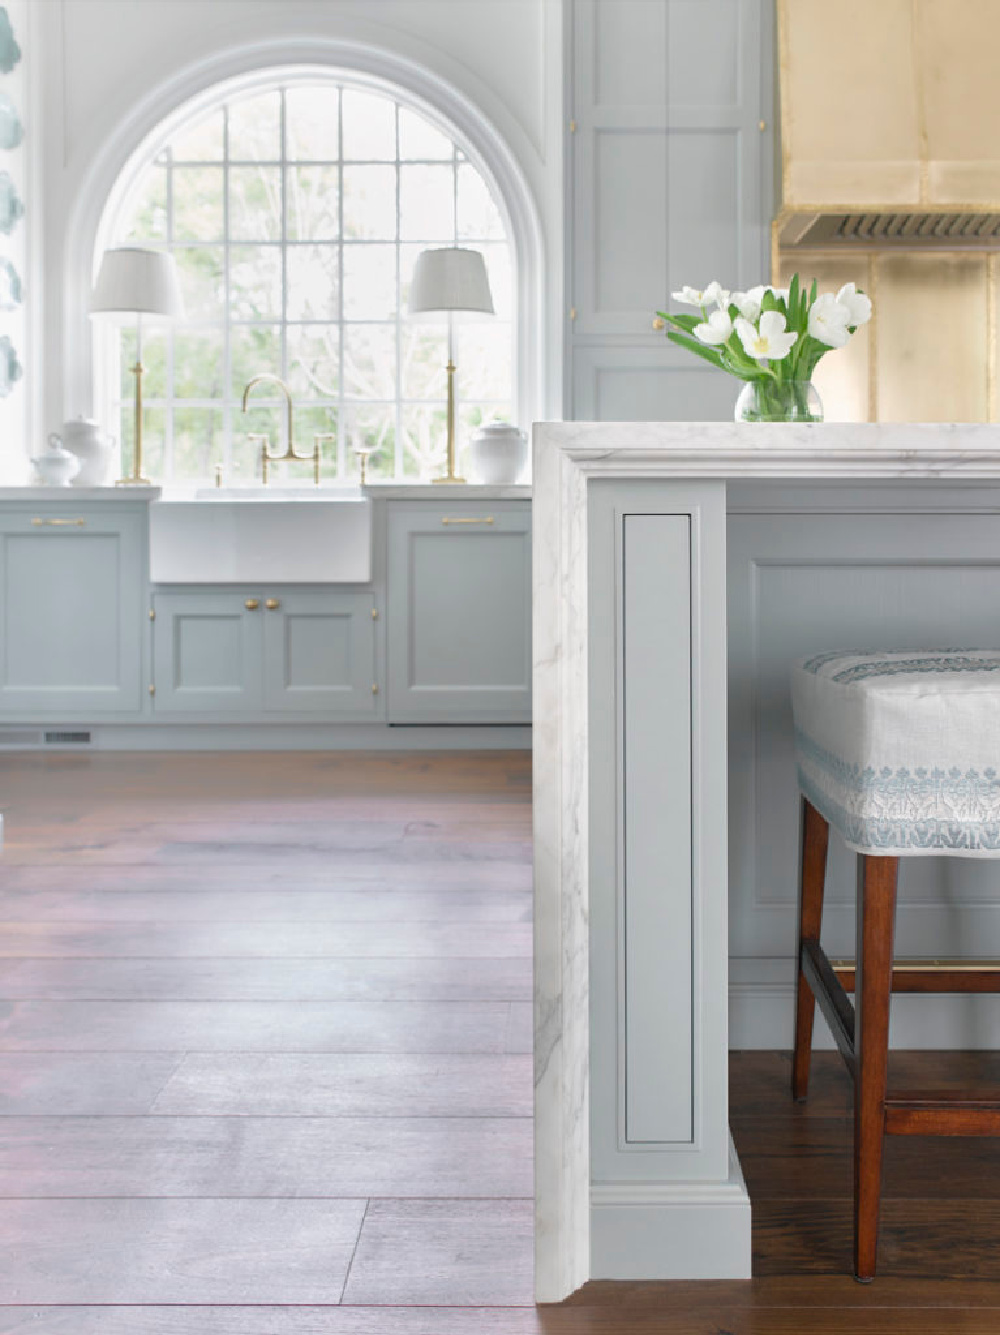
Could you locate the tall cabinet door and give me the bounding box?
[152,593,263,714]
[0,506,145,716]
[261,591,379,717]
[568,0,772,419]
[386,502,532,724]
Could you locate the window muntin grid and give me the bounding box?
[106,80,515,484]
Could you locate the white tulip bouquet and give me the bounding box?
[656,274,872,421]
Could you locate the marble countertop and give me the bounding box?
[0,485,162,500]
[361,482,531,499]
[536,422,1000,479]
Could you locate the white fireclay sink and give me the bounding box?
[150,492,372,583]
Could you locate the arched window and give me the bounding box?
[96,74,515,484]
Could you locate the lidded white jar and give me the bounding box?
[467,422,528,485]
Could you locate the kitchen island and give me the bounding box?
[532,422,1000,1300]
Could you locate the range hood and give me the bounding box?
[775,0,1000,251]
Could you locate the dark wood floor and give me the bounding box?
[3,752,1000,1333]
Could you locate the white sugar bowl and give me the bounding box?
[54,416,113,486]
[31,435,81,487]
[467,422,529,485]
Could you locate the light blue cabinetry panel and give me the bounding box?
[152,593,262,714]
[567,0,772,418]
[386,502,532,724]
[262,591,378,717]
[0,506,145,716]
[153,589,379,718]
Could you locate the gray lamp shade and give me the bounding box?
[90,246,184,323]
[408,246,494,318]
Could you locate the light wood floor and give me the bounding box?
[4,752,1000,1333]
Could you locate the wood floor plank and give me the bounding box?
[0,921,532,958]
[0,886,533,923]
[0,1307,548,1335]
[342,1198,534,1306]
[0,1198,366,1303]
[0,1052,184,1114]
[753,1198,1000,1279]
[151,1053,533,1118]
[0,861,533,892]
[0,999,531,1055]
[0,956,532,1002]
[0,1115,533,1198]
[735,1114,1000,1200]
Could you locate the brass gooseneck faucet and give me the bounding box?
[241,373,321,485]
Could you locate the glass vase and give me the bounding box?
[734,379,823,423]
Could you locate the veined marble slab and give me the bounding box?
[543,421,1000,477]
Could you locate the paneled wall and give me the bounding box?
[566,0,773,421]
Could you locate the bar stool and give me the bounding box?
[790,649,1000,1281]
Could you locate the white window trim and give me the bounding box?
[63,36,545,455]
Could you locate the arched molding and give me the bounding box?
[63,33,545,437]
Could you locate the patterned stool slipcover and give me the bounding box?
[791,649,1000,857]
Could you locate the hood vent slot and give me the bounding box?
[780,211,1000,252]
[43,730,92,746]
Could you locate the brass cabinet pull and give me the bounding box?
[32,517,86,527]
[441,516,495,526]
[265,598,280,611]
[244,598,260,611]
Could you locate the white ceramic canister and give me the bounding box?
[31,435,81,487]
[54,416,113,486]
[467,422,529,485]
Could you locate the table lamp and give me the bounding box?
[91,246,183,485]
[408,247,494,484]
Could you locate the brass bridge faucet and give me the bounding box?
[241,373,321,485]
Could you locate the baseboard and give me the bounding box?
[731,956,1000,1049]
[0,723,532,752]
[589,1137,752,1280]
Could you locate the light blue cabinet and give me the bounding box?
[0,505,145,716]
[386,501,532,724]
[567,0,772,418]
[152,592,262,714]
[152,589,379,718]
[262,591,378,717]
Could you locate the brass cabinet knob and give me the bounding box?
[652,316,665,331]
[245,598,260,611]
[265,598,280,611]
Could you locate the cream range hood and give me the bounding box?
[775,0,1000,251]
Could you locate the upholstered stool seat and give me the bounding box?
[792,649,1000,856]
[789,649,1000,1281]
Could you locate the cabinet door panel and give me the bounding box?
[387,504,531,723]
[262,592,378,716]
[152,594,261,714]
[0,509,144,715]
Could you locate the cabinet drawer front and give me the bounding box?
[386,503,532,724]
[262,591,378,716]
[0,509,145,716]
[152,593,262,714]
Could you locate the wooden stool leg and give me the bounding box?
[854,853,899,1283]
[792,796,830,1100]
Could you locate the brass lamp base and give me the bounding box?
[434,357,466,485]
[116,475,151,486]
